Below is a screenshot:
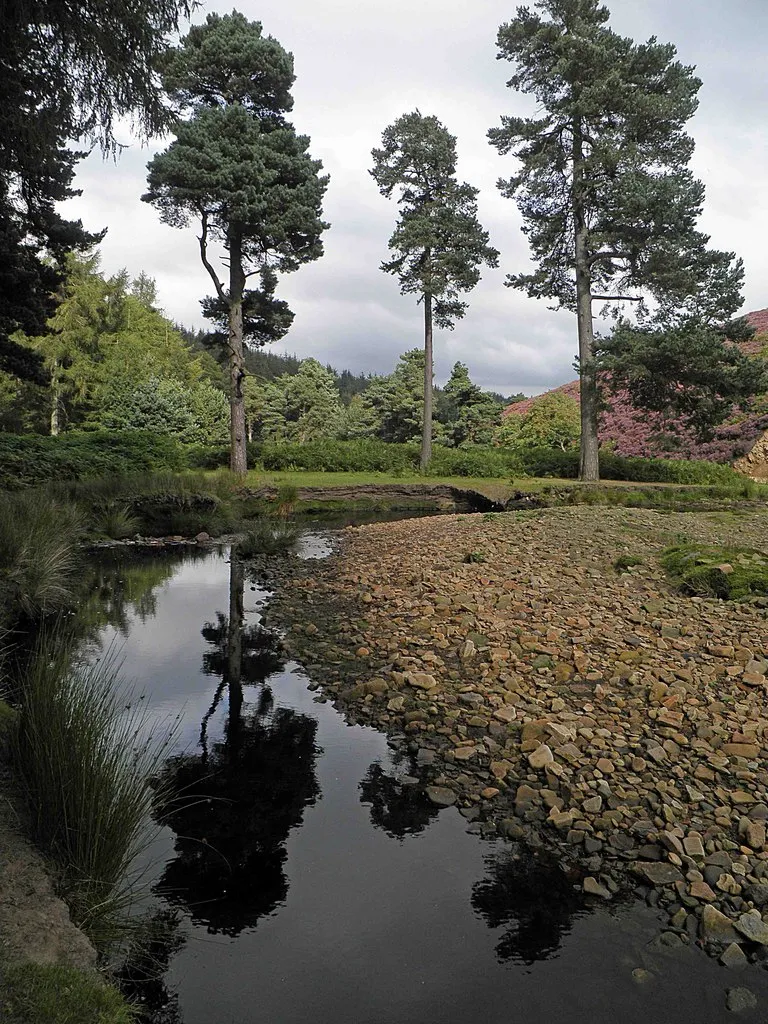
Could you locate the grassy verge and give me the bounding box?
[0,963,134,1024]
[244,470,768,507]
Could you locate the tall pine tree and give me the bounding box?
[143,12,328,474]
[371,112,499,470]
[488,0,745,480]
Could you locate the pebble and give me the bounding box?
[528,744,554,769]
[734,912,768,945]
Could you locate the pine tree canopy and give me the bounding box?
[371,111,499,328]
[488,0,743,321]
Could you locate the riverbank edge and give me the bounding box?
[0,705,135,1022]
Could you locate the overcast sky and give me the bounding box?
[60,0,768,396]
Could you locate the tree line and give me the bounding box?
[1,0,765,481]
[5,252,544,450]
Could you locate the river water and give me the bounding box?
[82,538,768,1024]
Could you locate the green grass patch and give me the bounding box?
[660,543,768,600]
[237,519,300,557]
[0,962,134,1024]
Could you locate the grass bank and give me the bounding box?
[0,963,134,1024]
[246,470,768,510]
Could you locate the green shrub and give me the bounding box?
[13,643,176,943]
[255,438,741,484]
[184,443,230,470]
[511,447,743,484]
[259,438,417,473]
[427,445,517,478]
[463,550,487,564]
[0,430,185,489]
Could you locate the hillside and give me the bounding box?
[503,309,768,467]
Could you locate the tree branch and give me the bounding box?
[591,294,643,301]
[588,249,629,268]
[198,210,226,302]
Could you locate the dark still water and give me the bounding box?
[84,544,768,1024]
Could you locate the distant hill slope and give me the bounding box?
[503,309,768,467]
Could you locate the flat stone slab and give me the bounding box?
[424,786,457,807]
[638,862,683,886]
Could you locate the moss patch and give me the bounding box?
[660,543,768,600]
[0,962,133,1024]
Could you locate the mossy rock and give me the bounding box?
[661,543,768,600]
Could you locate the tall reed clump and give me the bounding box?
[0,492,85,619]
[12,640,176,944]
[237,518,299,557]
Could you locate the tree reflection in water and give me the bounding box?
[471,846,589,966]
[359,761,440,840]
[153,556,321,936]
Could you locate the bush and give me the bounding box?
[0,430,186,489]
[185,443,230,469]
[259,438,417,473]
[237,519,300,557]
[513,447,744,485]
[427,445,517,477]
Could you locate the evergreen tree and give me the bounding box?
[337,394,377,440]
[24,253,210,432]
[597,319,767,439]
[442,362,504,446]
[0,0,193,382]
[362,350,426,444]
[281,359,342,442]
[371,112,498,470]
[488,0,745,480]
[143,12,329,474]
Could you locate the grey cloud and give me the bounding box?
[59,0,768,399]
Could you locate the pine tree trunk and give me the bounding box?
[228,229,248,475]
[572,122,600,482]
[421,291,433,472]
[50,362,61,436]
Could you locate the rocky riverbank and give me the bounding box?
[267,506,768,967]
